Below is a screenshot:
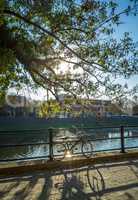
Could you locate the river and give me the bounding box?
[0,127,138,161]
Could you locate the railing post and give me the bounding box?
[49,128,54,161]
[120,126,125,153]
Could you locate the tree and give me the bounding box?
[38,100,61,118]
[0,0,138,102]
[132,105,138,115]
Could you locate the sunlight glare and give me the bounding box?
[65,150,72,158]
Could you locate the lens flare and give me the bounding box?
[65,150,72,158]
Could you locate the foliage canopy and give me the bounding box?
[0,0,138,103]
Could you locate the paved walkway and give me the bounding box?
[0,159,138,200]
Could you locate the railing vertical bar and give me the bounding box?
[120,126,125,153]
[49,128,54,161]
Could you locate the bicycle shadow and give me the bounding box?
[58,164,105,200]
[87,165,106,200]
[60,174,91,200]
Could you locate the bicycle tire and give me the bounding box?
[87,165,106,195]
[81,140,94,158]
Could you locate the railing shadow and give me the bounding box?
[0,172,53,200]
[0,182,20,199]
[38,172,52,200]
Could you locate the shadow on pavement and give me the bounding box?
[0,160,138,199]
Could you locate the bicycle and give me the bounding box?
[54,129,94,160]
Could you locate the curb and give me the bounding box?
[0,151,138,176]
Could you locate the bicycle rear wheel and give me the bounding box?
[81,140,94,158]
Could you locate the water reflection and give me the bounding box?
[0,128,138,160]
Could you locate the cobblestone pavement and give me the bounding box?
[0,159,138,200]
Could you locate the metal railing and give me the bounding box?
[0,126,138,162]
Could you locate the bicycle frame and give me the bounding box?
[61,135,91,157]
[63,138,81,155]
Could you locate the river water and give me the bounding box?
[0,127,138,161]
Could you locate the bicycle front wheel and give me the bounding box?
[81,140,94,158]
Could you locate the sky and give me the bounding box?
[116,1,138,41]
[113,0,138,89]
[9,0,138,100]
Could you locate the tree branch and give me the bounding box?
[31,68,77,99]
[94,4,138,32]
[3,9,105,70]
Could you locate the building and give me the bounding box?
[71,99,111,118]
[58,95,112,118]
